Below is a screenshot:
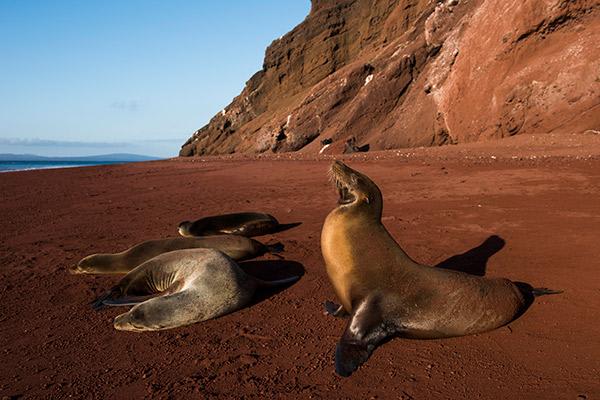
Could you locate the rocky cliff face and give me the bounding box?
[180,0,599,156]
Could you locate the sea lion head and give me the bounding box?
[71,254,103,274]
[329,161,382,218]
[113,307,154,332]
[178,221,193,237]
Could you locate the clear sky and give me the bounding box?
[0,1,310,157]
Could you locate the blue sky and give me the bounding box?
[0,1,310,157]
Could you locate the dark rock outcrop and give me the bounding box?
[181,0,600,156]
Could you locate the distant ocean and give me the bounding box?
[0,160,128,173]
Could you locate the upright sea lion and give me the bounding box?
[92,248,300,332]
[321,161,560,377]
[72,235,282,275]
[178,212,282,238]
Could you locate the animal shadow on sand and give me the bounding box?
[267,222,302,235]
[435,234,543,311]
[239,259,305,306]
[435,234,505,276]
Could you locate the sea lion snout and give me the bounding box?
[328,161,382,214]
[113,313,138,331]
[71,256,94,274]
[113,310,154,332]
[178,221,192,237]
[69,264,84,274]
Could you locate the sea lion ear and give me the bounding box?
[365,196,370,204]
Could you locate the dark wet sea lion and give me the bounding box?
[72,235,282,274]
[92,249,300,332]
[321,161,560,377]
[178,212,281,237]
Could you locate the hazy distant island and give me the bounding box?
[0,153,161,172]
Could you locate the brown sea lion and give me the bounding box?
[321,161,560,377]
[72,235,282,275]
[178,212,285,238]
[92,248,300,332]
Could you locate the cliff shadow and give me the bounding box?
[435,235,505,276]
[239,259,305,305]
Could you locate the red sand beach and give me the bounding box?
[1,134,599,399]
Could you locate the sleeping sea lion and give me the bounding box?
[92,248,300,331]
[72,235,282,274]
[178,212,281,237]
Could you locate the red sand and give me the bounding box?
[1,135,599,399]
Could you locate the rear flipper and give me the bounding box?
[335,296,397,377]
[532,287,563,296]
[323,300,349,318]
[514,281,563,299]
[265,241,285,259]
[255,275,300,288]
[266,242,284,254]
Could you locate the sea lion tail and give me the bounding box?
[266,242,284,254]
[255,275,300,288]
[532,287,563,297]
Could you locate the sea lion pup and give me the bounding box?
[321,161,561,377]
[178,212,281,237]
[92,248,300,332]
[72,235,283,275]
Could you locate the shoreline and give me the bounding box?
[0,160,159,174]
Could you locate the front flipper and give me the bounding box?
[323,300,349,318]
[335,297,397,377]
[91,287,157,311]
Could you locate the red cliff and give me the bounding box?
[180,0,599,156]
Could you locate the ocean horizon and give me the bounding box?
[0,160,137,173]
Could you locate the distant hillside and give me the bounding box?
[0,153,161,162]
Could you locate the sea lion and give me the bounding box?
[321,161,560,377]
[92,248,300,331]
[72,235,282,275]
[343,137,369,154]
[178,212,282,238]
